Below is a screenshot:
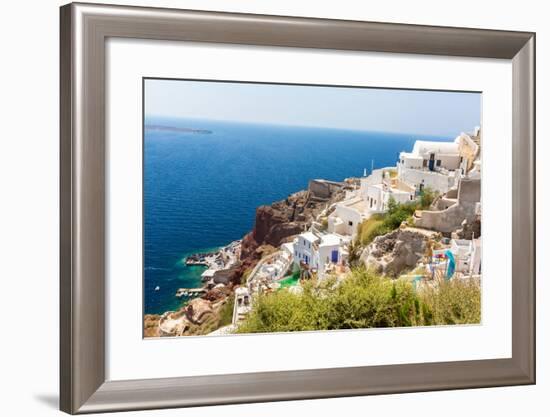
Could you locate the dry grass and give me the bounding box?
[419,278,481,325]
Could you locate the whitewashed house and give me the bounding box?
[326,129,481,240]
[432,238,481,278]
[313,234,346,279]
[469,237,482,275]
[362,174,415,212]
[396,131,480,195]
[293,231,318,267]
[328,168,416,238]
[232,286,252,325]
[397,139,462,194]
[450,239,475,273]
[281,242,295,257]
[327,196,366,238]
[291,231,347,279]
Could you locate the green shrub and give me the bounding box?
[357,214,386,246]
[347,239,362,267]
[356,198,418,247]
[419,278,481,325]
[241,268,252,285]
[218,294,235,327]
[419,187,437,209]
[238,270,462,333]
[236,269,479,334]
[384,197,417,229]
[367,222,392,242]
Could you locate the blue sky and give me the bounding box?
[145,79,481,137]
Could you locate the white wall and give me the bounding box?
[0,1,546,417]
[316,243,340,278]
[334,204,363,236]
[400,168,456,193]
[294,235,316,266]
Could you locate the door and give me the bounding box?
[331,250,338,263]
[428,153,435,171]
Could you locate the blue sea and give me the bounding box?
[144,117,451,314]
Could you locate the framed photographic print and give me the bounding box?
[142,79,484,338]
[60,2,535,414]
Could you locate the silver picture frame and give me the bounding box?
[60,2,535,414]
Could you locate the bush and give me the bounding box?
[236,269,480,334]
[189,270,479,337]
[356,198,417,247]
[384,197,417,229]
[218,294,235,327]
[419,278,481,325]
[366,222,392,243]
[241,268,252,285]
[419,187,437,209]
[356,214,386,246]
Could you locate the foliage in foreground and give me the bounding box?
[236,269,480,334]
[218,294,235,327]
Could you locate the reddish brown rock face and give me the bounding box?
[185,298,214,324]
[237,184,348,279]
[202,286,231,302]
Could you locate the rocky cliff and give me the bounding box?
[360,227,440,277]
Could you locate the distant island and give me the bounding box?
[145,124,213,134]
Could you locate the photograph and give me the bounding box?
[142,79,483,337]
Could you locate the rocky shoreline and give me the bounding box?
[144,179,353,337]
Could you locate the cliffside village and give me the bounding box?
[151,127,482,337]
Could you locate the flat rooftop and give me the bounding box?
[300,231,319,242]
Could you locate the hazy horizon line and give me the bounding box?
[144,114,475,138]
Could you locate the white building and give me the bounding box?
[281,242,295,257]
[293,231,318,266]
[450,239,474,273]
[328,168,416,238]
[292,231,348,279]
[363,177,415,212]
[313,234,345,279]
[397,138,464,194]
[432,238,481,278]
[327,130,480,240]
[327,196,366,238]
[469,237,481,275]
[232,286,252,325]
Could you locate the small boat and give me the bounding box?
[154,286,160,291]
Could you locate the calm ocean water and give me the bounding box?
[144,117,451,314]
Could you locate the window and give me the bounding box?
[348,221,353,226]
[423,159,428,167]
[436,159,442,167]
